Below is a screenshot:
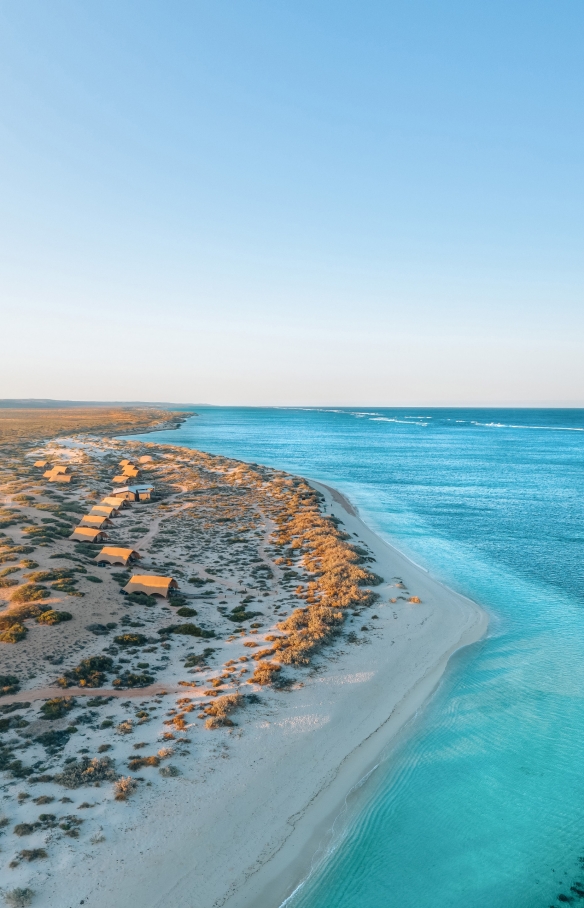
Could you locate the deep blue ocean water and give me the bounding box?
[128,407,584,908]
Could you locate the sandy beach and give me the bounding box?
[0,420,487,908]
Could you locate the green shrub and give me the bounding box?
[36,610,72,625]
[54,756,117,789]
[11,584,48,604]
[176,606,197,618]
[39,697,76,720]
[57,656,113,688]
[114,633,148,647]
[0,674,20,696]
[0,624,27,643]
[159,623,214,638]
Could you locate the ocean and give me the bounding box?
[128,407,584,908]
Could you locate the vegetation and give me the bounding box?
[36,609,72,625]
[54,756,117,788]
[57,656,114,688]
[39,697,76,720]
[0,675,20,696]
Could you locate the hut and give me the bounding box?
[80,515,113,529]
[138,455,153,463]
[34,460,50,468]
[50,473,73,483]
[122,575,178,598]
[101,496,130,509]
[119,459,132,466]
[110,485,154,502]
[96,546,141,567]
[90,505,121,518]
[123,467,141,479]
[70,526,108,543]
[112,475,128,484]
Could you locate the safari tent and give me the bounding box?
[80,515,113,528]
[70,526,108,543]
[101,496,130,509]
[96,546,141,567]
[50,473,72,483]
[34,460,49,468]
[122,574,178,598]
[90,505,121,518]
[138,455,153,463]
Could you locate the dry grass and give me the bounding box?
[0,407,180,444]
[114,776,138,801]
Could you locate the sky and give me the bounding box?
[1,0,583,406]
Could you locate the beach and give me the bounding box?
[0,418,487,908]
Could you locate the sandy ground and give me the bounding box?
[17,479,487,908]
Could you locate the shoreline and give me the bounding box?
[220,479,488,908]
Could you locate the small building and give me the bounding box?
[110,485,154,502]
[123,467,141,478]
[138,455,153,463]
[34,460,50,468]
[45,464,70,476]
[96,546,141,567]
[101,496,130,509]
[119,459,131,466]
[90,505,121,518]
[122,574,178,598]
[50,473,73,483]
[69,526,108,543]
[112,474,128,484]
[80,515,113,529]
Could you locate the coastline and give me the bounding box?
[0,429,488,908]
[220,479,488,908]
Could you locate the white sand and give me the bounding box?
[27,481,487,908]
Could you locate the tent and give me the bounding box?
[96,546,141,566]
[80,515,113,528]
[70,526,108,542]
[122,575,178,598]
[101,496,130,509]
[90,505,121,518]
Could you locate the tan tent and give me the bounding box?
[123,467,140,478]
[50,473,72,483]
[80,515,113,528]
[70,526,108,542]
[138,455,153,463]
[34,460,49,468]
[46,464,70,475]
[112,475,129,484]
[90,505,121,518]
[122,575,178,598]
[101,496,130,509]
[119,459,132,466]
[96,546,141,566]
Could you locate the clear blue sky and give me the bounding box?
[1,1,583,405]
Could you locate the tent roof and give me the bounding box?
[127,574,177,589]
[99,546,140,558]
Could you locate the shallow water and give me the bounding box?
[128,407,584,908]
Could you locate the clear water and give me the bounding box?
[127,407,584,908]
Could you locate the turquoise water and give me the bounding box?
[128,407,584,908]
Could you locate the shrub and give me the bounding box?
[116,720,133,735]
[158,624,214,639]
[13,823,34,836]
[114,633,148,647]
[0,578,18,588]
[184,648,215,668]
[176,607,197,618]
[127,755,159,771]
[114,776,137,801]
[203,693,243,728]
[54,756,117,789]
[57,656,113,688]
[0,624,26,644]
[4,888,34,907]
[159,764,180,777]
[39,697,76,720]
[10,585,48,604]
[249,662,281,685]
[36,610,72,625]
[0,675,20,697]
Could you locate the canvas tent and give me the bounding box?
[70,526,107,542]
[122,574,178,598]
[90,505,121,518]
[80,515,113,528]
[34,460,49,468]
[96,546,141,566]
[101,496,130,509]
[50,473,72,483]
[138,455,153,463]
